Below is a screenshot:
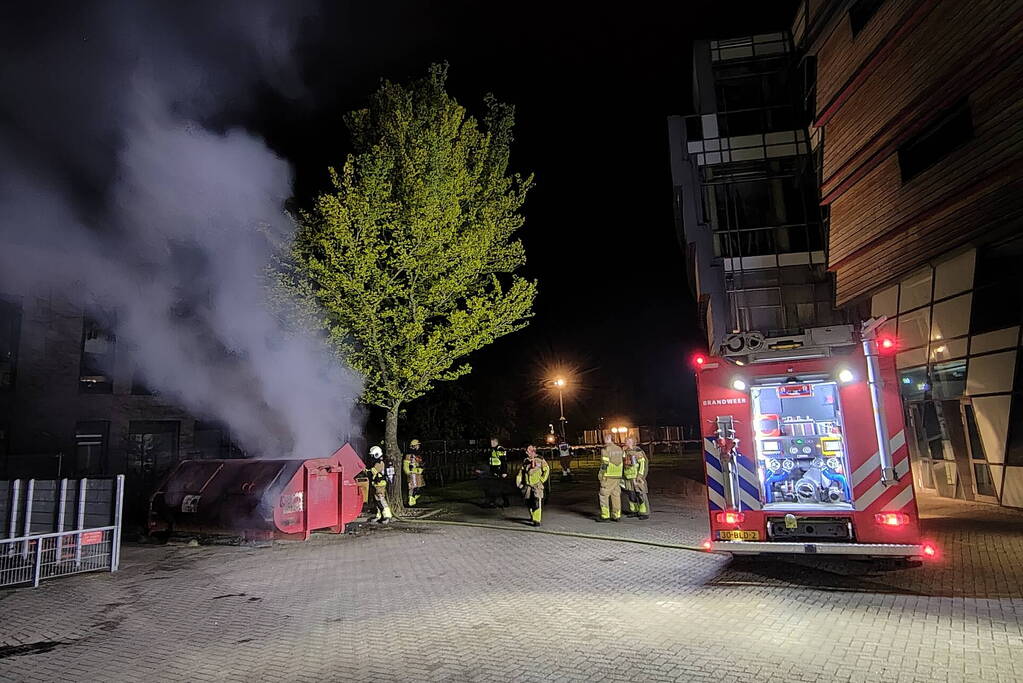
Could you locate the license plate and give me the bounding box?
[718,529,760,541]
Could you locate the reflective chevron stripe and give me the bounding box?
[852,430,907,487]
[855,456,911,510]
[704,437,726,510]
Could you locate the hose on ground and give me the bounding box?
[398,517,708,553]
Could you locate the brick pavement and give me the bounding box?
[1,455,1023,682]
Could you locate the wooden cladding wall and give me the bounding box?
[811,0,1023,305]
[829,55,1023,267]
[813,0,918,118]
[821,0,1022,185]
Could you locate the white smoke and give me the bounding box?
[0,1,363,457]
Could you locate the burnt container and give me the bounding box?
[148,443,366,540]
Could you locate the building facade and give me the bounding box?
[0,291,241,513]
[792,0,1023,506]
[668,32,845,355]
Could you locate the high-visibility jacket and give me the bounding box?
[519,457,550,487]
[403,454,424,475]
[489,447,507,467]
[623,447,647,480]
[364,462,388,489]
[600,443,624,478]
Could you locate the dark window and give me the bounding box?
[898,100,973,182]
[971,238,1023,335]
[963,404,988,461]
[193,421,242,459]
[849,0,886,36]
[128,421,180,481]
[931,360,967,399]
[75,421,109,476]
[973,463,997,497]
[80,309,116,394]
[130,369,154,396]
[1005,349,1023,466]
[0,299,21,391]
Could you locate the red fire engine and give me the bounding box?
[695,320,936,559]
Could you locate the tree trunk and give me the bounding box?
[385,402,404,514]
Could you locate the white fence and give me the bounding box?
[0,475,123,589]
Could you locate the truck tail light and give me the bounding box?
[922,542,938,560]
[701,539,712,551]
[715,511,745,525]
[874,512,910,527]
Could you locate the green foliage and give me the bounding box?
[288,64,536,411]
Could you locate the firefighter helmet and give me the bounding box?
[369,445,383,459]
[409,439,421,448]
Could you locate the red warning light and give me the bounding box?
[715,511,745,525]
[693,354,707,368]
[878,336,896,352]
[874,512,910,527]
[921,542,939,560]
[701,540,712,551]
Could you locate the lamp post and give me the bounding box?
[553,377,567,442]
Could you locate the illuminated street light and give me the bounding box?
[838,368,854,383]
[549,377,568,442]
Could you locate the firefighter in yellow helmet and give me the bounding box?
[361,445,392,524]
[597,433,624,522]
[623,437,650,519]
[403,439,425,506]
[518,444,550,527]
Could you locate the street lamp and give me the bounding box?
[552,377,567,442]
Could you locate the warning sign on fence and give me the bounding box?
[80,531,103,546]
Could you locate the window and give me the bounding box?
[194,421,242,459]
[898,99,974,182]
[899,268,932,312]
[971,238,1023,335]
[128,421,180,481]
[75,421,109,476]
[131,369,154,396]
[930,294,972,342]
[899,367,929,401]
[0,299,21,391]
[80,309,116,394]
[849,0,886,36]
[931,360,967,399]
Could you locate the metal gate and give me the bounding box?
[1,475,124,588]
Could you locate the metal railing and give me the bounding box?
[1,526,119,588]
[1,475,123,589]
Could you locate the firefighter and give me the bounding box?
[557,441,573,481]
[403,439,425,506]
[484,438,510,508]
[518,444,550,527]
[596,433,624,522]
[362,445,392,524]
[623,437,650,519]
[488,437,507,477]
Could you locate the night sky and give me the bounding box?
[246,1,797,439]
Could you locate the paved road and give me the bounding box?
[2,454,1023,682]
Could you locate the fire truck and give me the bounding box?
[695,319,936,560]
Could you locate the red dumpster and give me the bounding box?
[148,443,367,540]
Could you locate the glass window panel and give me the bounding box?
[930,337,968,362]
[966,351,1016,395]
[897,308,930,348]
[933,250,975,300]
[899,268,933,312]
[899,367,929,401]
[896,347,928,369]
[931,360,966,399]
[931,293,971,342]
[871,285,898,319]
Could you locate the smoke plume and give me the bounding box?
[0,1,363,457]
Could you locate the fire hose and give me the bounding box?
[397,517,708,553]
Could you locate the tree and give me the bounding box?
[287,64,536,508]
